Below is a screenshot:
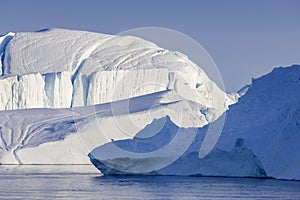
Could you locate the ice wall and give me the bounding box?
[73,68,169,107]
[0,72,72,109]
[0,69,170,110]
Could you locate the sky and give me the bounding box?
[0,0,299,92]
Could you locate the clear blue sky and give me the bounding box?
[0,0,299,92]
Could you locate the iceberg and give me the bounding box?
[89,65,300,181]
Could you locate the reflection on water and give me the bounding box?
[0,165,300,200]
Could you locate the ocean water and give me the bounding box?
[0,165,299,200]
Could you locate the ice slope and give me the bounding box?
[0,29,234,115]
[0,90,212,164]
[89,65,300,180]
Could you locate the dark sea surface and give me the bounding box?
[0,165,299,200]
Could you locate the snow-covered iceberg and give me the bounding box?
[0,29,234,164]
[89,65,300,181]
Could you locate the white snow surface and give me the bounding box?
[0,28,234,112]
[0,90,214,164]
[89,65,300,181]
